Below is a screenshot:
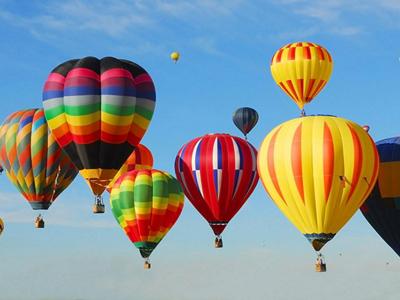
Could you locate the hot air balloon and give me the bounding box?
[361,137,400,256]
[110,169,184,269]
[0,109,78,227]
[170,52,180,63]
[175,133,259,247]
[0,218,4,235]
[270,42,333,113]
[107,144,153,192]
[232,107,259,139]
[258,115,379,271]
[0,125,2,174]
[42,56,156,213]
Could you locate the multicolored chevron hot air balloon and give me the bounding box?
[42,56,156,212]
[175,133,259,247]
[107,144,153,192]
[110,169,184,269]
[0,218,4,236]
[270,42,333,112]
[0,109,78,227]
[232,107,259,139]
[361,137,400,256]
[258,115,379,269]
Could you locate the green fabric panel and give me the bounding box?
[102,104,134,116]
[44,106,64,120]
[64,103,99,115]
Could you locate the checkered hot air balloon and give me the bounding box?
[0,109,78,227]
[258,115,379,269]
[175,133,259,247]
[270,42,333,113]
[42,57,156,213]
[107,144,153,192]
[361,137,400,257]
[110,169,184,269]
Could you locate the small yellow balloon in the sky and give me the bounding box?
[170,51,180,63]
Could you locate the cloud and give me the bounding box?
[191,36,224,56]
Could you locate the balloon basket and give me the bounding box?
[214,236,223,248]
[92,196,105,213]
[315,262,326,272]
[315,253,326,272]
[92,204,105,214]
[35,219,44,228]
[144,260,151,269]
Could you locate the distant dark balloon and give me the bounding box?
[232,107,259,139]
[361,137,400,256]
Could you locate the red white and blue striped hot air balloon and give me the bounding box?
[175,133,259,247]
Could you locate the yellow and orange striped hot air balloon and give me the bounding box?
[106,144,153,192]
[258,115,379,269]
[270,42,333,112]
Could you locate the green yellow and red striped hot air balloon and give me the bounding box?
[110,169,184,269]
[257,115,379,270]
[42,57,156,213]
[106,144,153,192]
[270,42,333,113]
[0,109,78,227]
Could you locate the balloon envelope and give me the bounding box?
[110,169,184,259]
[232,107,259,138]
[175,133,258,237]
[170,52,180,62]
[107,144,153,191]
[42,56,156,196]
[270,42,333,110]
[0,109,78,210]
[361,137,400,256]
[258,116,379,251]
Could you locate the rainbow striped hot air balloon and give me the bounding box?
[42,57,156,213]
[107,144,153,192]
[258,115,379,269]
[0,109,78,227]
[110,169,184,269]
[270,42,333,113]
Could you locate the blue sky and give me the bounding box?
[0,0,400,299]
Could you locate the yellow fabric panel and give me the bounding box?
[65,112,100,127]
[47,113,68,130]
[101,112,133,126]
[378,162,400,197]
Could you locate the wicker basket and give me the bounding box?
[35,219,45,228]
[92,204,105,214]
[315,262,327,272]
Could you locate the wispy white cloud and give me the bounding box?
[191,36,224,56]
[274,0,400,36]
[1,0,400,58]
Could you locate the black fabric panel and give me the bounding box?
[361,186,400,256]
